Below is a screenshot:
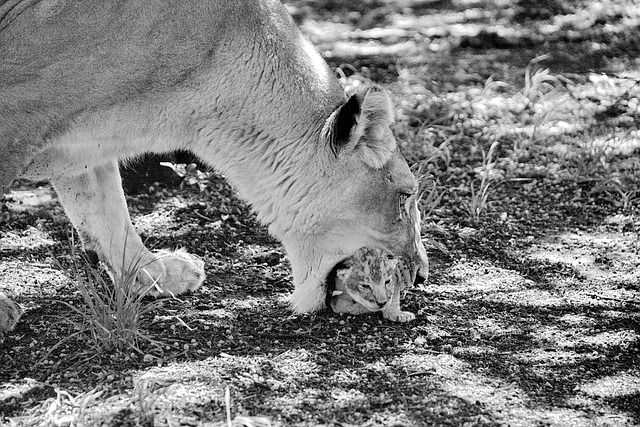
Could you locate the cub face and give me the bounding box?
[335,248,398,312]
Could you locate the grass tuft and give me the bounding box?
[48,241,164,360]
[463,141,501,224]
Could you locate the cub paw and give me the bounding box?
[138,249,205,296]
[383,309,415,323]
[0,292,23,334]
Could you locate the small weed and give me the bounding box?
[481,74,510,97]
[591,170,640,211]
[515,54,572,150]
[418,179,446,219]
[131,380,158,426]
[522,54,563,103]
[411,138,451,219]
[463,141,501,224]
[574,130,616,176]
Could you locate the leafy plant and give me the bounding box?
[160,162,212,192]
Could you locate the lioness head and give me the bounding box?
[279,85,429,313]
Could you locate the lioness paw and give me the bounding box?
[0,292,23,334]
[139,249,205,296]
[383,309,415,323]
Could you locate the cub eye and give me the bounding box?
[384,279,392,285]
[360,284,371,290]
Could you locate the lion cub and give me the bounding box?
[330,248,415,322]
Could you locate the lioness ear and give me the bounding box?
[323,86,397,168]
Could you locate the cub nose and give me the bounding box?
[377,301,386,308]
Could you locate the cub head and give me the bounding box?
[336,247,398,311]
[280,85,430,313]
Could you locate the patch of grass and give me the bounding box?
[463,141,501,224]
[48,243,164,360]
[411,138,451,219]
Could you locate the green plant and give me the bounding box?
[591,173,639,211]
[574,131,614,176]
[515,54,572,151]
[463,141,501,224]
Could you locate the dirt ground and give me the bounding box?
[1,0,639,426]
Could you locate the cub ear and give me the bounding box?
[323,85,397,169]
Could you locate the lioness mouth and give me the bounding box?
[325,259,348,308]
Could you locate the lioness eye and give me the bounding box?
[398,193,411,219]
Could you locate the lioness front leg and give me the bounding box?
[52,160,205,296]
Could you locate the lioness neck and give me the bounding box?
[186,1,346,238]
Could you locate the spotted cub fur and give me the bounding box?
[330,247,415,322]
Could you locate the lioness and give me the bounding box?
[0,0,429,333]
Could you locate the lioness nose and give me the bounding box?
[377,301,386,308]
